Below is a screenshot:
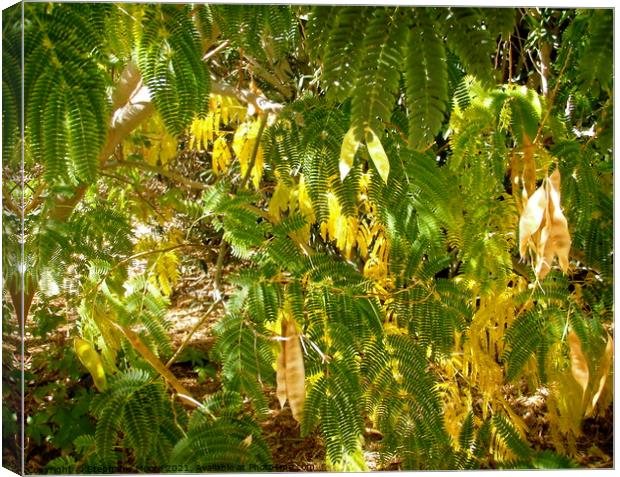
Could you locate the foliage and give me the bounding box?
[2,3,613,473]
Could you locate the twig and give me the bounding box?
[214,112,269,292]
[202,39,230,61]
[211,79,284,114]
[23,182,47,214]
[104,160,209,190]
[243,55,294,99]
[165,298,224,368]
[534,46,573,144]
[2,184,20,214]
[214,240,227,294]
[90,243,205,294]
[112,322,196,401]
[99,171,166,219]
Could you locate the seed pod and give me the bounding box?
[74,337,107,392]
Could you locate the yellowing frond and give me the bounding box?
[212,136,232,176]
[233,120,265,189]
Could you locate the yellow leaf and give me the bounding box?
[206,113,214,143]
[325,192,341,241]
[296,175,315,223]
[212,136,231,176]
[567,331,589,399]
[268,182,292,221]
[587,333,613,416]
[159,134,178,166]
[232,122,250,158]
[365,127,390,184]
[189,117,206,151]
[339,126,361,181]
[155,251,179,296]
[74,337,107,391]
[251,147,264,189]
[356,222,371,259]
[519,184,546,258]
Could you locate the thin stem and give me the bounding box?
[214,240,227,294]
[104,160,209,190]
[90,243,204,294]
[202,39,230,61]
[534,46,573,143]
[165,298,224,368]
[99,171,165,219]
[23,182,47,214]
[215,112,269,292]
[2,184,20,214]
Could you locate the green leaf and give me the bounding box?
[339,126,361,181]
[364,127,389,183]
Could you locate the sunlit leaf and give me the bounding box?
[365,127,390,184]
[339,126,361,181]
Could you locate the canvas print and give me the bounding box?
[1,1,613,473]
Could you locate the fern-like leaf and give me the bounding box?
[441,8,496,87]
[405,8,448,150]
[350,7,407,137]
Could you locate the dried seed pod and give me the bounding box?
[275,315,305,422]
[567,330,589,399]
[519,185,547,258]
[283,318,305,422]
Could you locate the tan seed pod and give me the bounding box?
[519,184,547,258]
[521,135,537,198]
[546,168,571,273]
[587,334,613,417]
[275,321,288,409]
[567,330,589,399]
[283,318,305,423]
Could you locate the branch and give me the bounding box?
[24,182,47,214]
[214,240,227,295]
[48,68,155,222]
[112,60,142,109]
[538,42,552,98]
[112,322,197,403]
[214,112,269,292]
[165,298,224,368]
[534,47,573,144]
[2,184,20,214]
[104,160,209,190]
[243,55,294,100]
[211,79,284,114]
[202,39,230,61]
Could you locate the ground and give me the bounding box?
[2,256,613,473]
